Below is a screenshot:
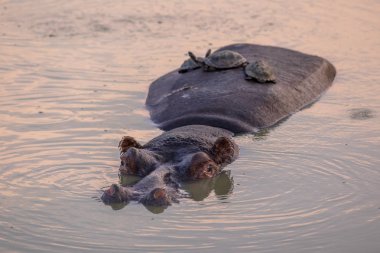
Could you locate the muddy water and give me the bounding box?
[1,0,379,252]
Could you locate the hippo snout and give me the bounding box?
[140,188,175,207]
[101,184,129,204]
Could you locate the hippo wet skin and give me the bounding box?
[146,43,336,133]
[101,125,239,207]
[102,43,336,210]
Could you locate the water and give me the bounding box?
[0,0,379,252]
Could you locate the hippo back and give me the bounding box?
[146,43,336,133]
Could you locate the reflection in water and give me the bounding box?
[182,171,234,201]
[143,204,167,214]
[250,128,270,141]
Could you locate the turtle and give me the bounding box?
[189,49,247,71]
[244,60,276,83]
[178,49,211,73]
[178,58,201,73]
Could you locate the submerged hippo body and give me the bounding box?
[146,43,336,133]
[101,125,239,207]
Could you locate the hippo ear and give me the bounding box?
[118,136,142,153]
[211,137,236,165]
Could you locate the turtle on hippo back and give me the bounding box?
[178,49,211,73]
[188,49,248,71]
[182,48,276,84]
[244,59,277,83]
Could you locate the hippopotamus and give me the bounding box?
[101,125,239,207]
[101,43,336,210]
[146,43,336,133]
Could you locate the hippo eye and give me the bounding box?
[207,164,213,173]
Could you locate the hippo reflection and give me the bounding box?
[101,125,239,207]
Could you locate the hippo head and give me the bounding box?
[118,135,236,180]
[102,125,239,208]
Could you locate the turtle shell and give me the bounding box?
[204,50,247,69]
[178,58,201,73]
[244,60,276,83]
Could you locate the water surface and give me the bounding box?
[1,0,380,252]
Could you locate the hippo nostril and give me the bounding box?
[152,188,167,200]
[106,184,119,196]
